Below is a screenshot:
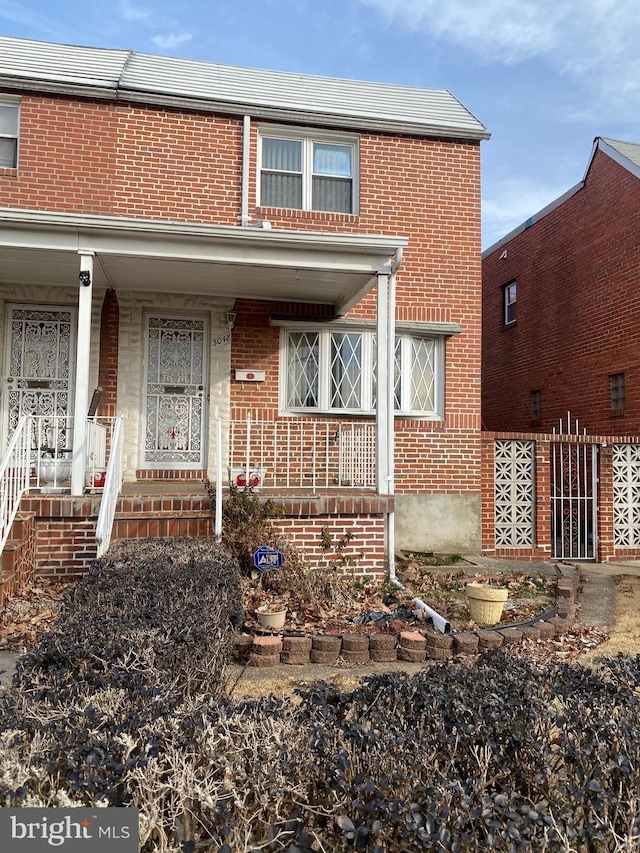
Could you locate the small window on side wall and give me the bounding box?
[0,96,20,168]
[530,389,541,423]
[503,281,517,325]
[610,372,625,414]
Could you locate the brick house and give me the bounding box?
[480,137,640,564]
[482,136,640,435]
[0,36,488,584]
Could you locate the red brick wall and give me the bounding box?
[0,94,242,219]
[482,149,640,434]
[2,92,482,500]
[233,127,483,495]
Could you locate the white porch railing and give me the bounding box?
[29,415,118,492]
[0,415,32,554]
[0,414,124,562]
[95,416,124,558]
[226,416,376,489]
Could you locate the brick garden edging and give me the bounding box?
[234,572,581,667]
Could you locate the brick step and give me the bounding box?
[116,497,210,514]
[0,567,19,609]
[1,539,21,573]
[111,510,213,541]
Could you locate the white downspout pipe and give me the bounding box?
[215,418,223,542]
[71,251,94,495]
[387,248,403,585]
[240,115,251,226]
[376,272,389,502]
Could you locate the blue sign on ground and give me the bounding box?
[253,546,284,571]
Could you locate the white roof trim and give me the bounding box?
[594,137,640,181]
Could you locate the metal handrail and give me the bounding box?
[225,415,376,490]
[0,415,32,554]
[95,417,124,558]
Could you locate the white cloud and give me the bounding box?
[0,1,69,39]
[359,0,640,102]
[482,176,574,250]
[152,32,193,50]
[119,1,153,22]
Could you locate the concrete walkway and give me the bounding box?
[2,557,639,694]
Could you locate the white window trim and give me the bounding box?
[257,125,359,214]
[504,281,517,325]
[0,95,20,169]
[278,323,445,419]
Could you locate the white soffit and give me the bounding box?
[0,210,407,313]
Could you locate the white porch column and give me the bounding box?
[71,252,94,494]
[376,272,390,495]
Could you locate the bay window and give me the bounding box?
[283,327,444,417]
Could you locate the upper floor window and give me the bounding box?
[259,128,357,213]
[530,389,541,423]
[0,96,20,168]
[282,327,444,417]
[503,281,517,325]
[610,372,625,413]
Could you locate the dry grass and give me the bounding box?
[578,575,640,665]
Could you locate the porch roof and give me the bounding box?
[0,208,407,315]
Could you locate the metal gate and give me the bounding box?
[551,414,598,560]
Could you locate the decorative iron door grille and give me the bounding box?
[494,439,536,547]
[4,304,76,455]
[612,443,640,547]
[551,440,598,560]
[142,314,208,469]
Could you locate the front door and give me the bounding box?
[141,313,209,470]
[4,304,76,453]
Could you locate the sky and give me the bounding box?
[2,0,640,250]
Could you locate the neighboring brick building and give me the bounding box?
[0,36,488,576]
[482,137,640,435]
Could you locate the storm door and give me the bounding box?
[4,304,76,454]
[141,314,209,470]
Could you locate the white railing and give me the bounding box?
[0,415,32,554]
[29,415,118,492]
[225,416,376,489]
[95,416,124,558]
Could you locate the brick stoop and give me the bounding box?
[0,511,36,609]
[111,495,213,542]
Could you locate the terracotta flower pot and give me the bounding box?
[465,582,508,626]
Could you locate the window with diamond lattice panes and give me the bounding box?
[330,333,362,409]
[283,327,443,417]
[286,331,319,408]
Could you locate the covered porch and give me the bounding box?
[0,208,406,578]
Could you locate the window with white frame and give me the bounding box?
[283,327,444,416]
[259,128,357,213]
[503,281,517,325]
[0,96,20,168]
